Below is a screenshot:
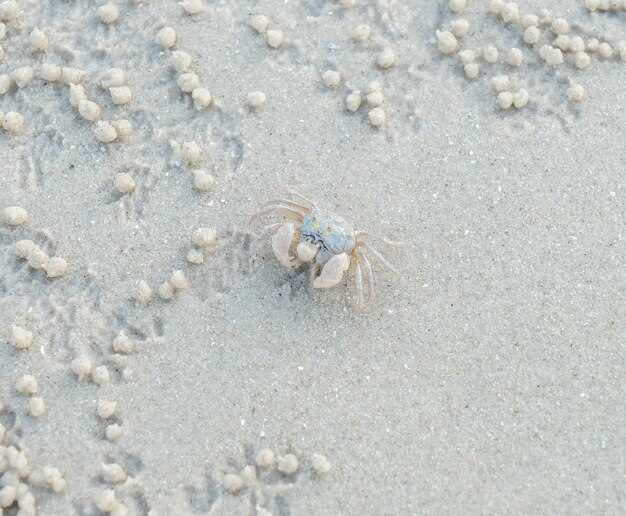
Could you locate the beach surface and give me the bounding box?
[0,1,624,514]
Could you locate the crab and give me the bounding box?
[250,191,401,306]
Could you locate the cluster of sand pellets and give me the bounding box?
[1,395,67,516]
[435,0,626,109]
[187,445,332,514]
[0,440,66,515]
[320,11,399,128]
[3,209,68,278]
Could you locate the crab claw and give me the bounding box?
[296,240,319,262]
[272,223,299,268]
[313,252,350,289]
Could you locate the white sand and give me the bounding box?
[0,1,624,515]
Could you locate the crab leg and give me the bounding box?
[357,249,376,304]
[355,231,405,247]
[286,189,316,209]
[272,223,299,268]
[354,260,365,306]
[249,204,306,226]
[249,222,283,240]
[357,241,399,275]
[263,199,311,215]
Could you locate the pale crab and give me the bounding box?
[250,191,401,306]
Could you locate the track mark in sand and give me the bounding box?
[102,160,160,224]
[185,229,256,301]
[15,125,65,191]
[0,229,159,372]
[185,443,331,515]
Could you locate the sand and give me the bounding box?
[0,0,624,514]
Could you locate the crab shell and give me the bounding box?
[271,217,354,289]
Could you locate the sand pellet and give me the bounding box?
[366,89,384,107]
[223,473,243,494]
[256,448,275,469]
[277,454,299,474]
[192,169,214,191]
[114,173,135,194]
[69,84,87,108]
[30,28,48,52]
[158,281,174,299]
[0,1,17,21]
[376,48,396,69]
[436,30,458,54]
[112,333,134,354]
[40,63,61,82]
[513,89,529,108]
[112,119,133,140]
[62,67,86,85]
[520,14,539,28]
[523,26,541,45]
[321,70,341,88]
[464,62,480,79]
[351,24,371,41]
[97,3,120,24]
[249,15,269,34]
[15,239,35,258]
[170,270,189,290]
[448,0,467,13]
[100,68,126,89]
[180,0,205,15]
[136,280,153,303]
[506,48,523,66]
[94,121,118,143]
[368,107,386,127]
[346,91,362,112]
[71,357,93,381]
[97,399,118,419]
[92,365,110,386]
[3,111,24,134]
[192,88,212,109]
[567,83,586,102]
[110,86,132,105]
[3,206,28,225]
[101,463,127,484]
[247,91,266,109]
[157,26,177,48]
[45,257,68,278]
[11,325,33,349]
[450,19,470,38]
[15,375,38,395]
[186,248,204,264]
[29,397,46,417]
[105,423,123,441]
[182,141,202,164]
[311,453,332,475]
[79,100,102,122]
[266,29,284,49]
[497,91,513,109]
[171,51,192,73]
[490,75,510,93]
[28,246,49,270]
[483,45,499,63]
